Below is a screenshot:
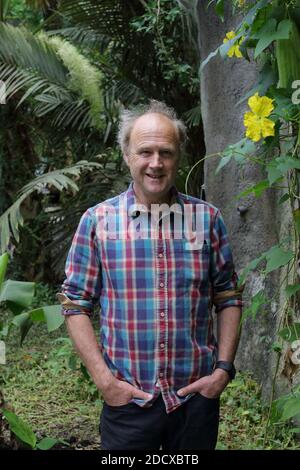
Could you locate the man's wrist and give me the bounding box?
[95,369,115,392]
[214,360,236,380]
[212,367,230,384]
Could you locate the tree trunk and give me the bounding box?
[196,1,281,393]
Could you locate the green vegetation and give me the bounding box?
[0,283,297,450]
[1,0,300,450]
[0,283,100,449]
[219,373,297,450]
[201,0,300,434]
[1,324,100,449]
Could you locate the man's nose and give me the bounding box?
[149,153,163,168]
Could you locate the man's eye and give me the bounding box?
[140,151,151,157]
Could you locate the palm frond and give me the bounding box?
[58,0,140,41]
[0,0,11,21]
[182,105,202,127]
[47,26,110,52]
[0,161,103,254]
[44,168,131,276]
[0,23,68,85]
[0,23,104,130]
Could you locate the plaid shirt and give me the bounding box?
[58,182,243,413]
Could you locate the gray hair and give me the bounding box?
[117,100,187,156]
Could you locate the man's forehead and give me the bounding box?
[131,113,179,140]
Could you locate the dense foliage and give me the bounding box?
[200,0,300,437]
[0,0,203,282]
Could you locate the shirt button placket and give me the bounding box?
[157,239,167,392]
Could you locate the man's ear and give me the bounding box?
[123,153,130,166]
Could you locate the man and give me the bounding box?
[57,100,243,451]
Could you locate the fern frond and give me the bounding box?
[0,161,103,254]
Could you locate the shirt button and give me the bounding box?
[160,343,165,349]
[158,253,163,258]
[160,312,165,318]
[159,282,164,288]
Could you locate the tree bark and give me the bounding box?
[196,1,281,392]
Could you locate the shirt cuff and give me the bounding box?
[213,285,244,313]
[56,293,92,316]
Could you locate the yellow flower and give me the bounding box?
[244,93,275,142]
[223,31,243,58]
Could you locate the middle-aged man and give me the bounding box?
[57,100,243,451]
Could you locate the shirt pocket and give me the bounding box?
[171,240,210,287]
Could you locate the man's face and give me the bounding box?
[124,113,180,206]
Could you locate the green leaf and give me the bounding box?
[216,155,232,173]
[26,304,64,332]
[68,354,78,370]
[270,396,285,423]
[217,139,256,174]
[265,245,294,274]
[271,342,283,353]
[0,161,102,254]
[2,409,36,448]
[0,323,9,338]
[241,290,267,322]
[266,161,283,185]
[11,312,34,346]
[36,437,59,450]
[282,397,300,421]
[290,428,300,434]
[238,253,265,286]
[278,193,290,205]
[41,305,65,332]
[0,280,35,309]
[237,180,270,199]
[278,323,300,343]
[240,0,269,30]
[273,94,295,120]
[276,156,300,173]
[0,252,9,289]
[281,136,296,155]
[254,19,293,59]
[285,284,300,299]
[200,47,220,72]
[215,0,224,21]
[237,61,278,106]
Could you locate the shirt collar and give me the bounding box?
[125,181,183,218]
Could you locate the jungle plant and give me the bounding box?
[0,252,63,343]
[0,250,67,448]
[188,0,300,439]
[0,406,68,449]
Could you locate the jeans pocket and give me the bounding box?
[104,401,135,411]
[197,392,220,401]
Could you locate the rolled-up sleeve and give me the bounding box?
[57,209,102,316]
[210,210,243,313]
